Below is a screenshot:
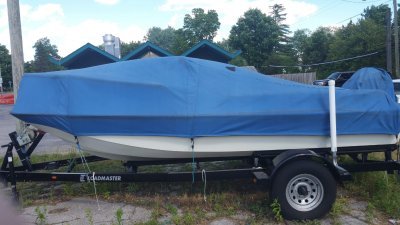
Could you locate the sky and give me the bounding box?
[0,0,395,61]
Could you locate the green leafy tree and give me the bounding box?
[32,37,62,72]
[183,8,221,45]
[229,9,280,73]
[0,44,12,89]
[24,60,35,73]
[303,27,333,65]
[144,26,176,52]
[143,8,220,55]
[363,4,390,26]
[170,28,191,55]
[268,4,297,74]
[291,29,310,65]
[120,41,142,58]
[270,4,290,45]
[217,39,248,66]
[327,19,385,74]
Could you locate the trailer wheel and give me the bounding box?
[270,160,336,220]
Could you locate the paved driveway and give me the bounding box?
[0,104,71,154]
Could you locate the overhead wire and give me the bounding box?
[336,13,363,24]
[336,0,392,24]
[291,1,342,27]
[293,0,391,29]
[339,0,390,3]
[268,51,381,68]
[281,0,389,69]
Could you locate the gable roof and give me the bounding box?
[50,43,119,69]
[121,41,174,61]
[181,40,241,63]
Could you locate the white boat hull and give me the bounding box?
[34,124,398,161]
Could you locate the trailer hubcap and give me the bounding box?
[286,174,324,212]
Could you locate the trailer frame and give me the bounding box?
[1,131,400,219]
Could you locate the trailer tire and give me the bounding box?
[270,160,336,220]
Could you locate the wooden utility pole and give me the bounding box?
[7,0,25,134]
[386,9,393,74]
[393,0,399,78]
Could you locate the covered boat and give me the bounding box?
[11,57,400,160]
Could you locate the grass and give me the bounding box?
[7,150,400,224]
[346,171,400,218]
[113,208,124,225]
[84,208,94,225]
[34,206,48,225]
[270,198,283,222]
[343,152,400,219]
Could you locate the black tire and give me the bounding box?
[270,160,337,220]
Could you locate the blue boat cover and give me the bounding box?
[11,57,400,137]
[342,67,396,102]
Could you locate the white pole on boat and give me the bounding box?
[328,80,338,167]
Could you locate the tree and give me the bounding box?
[144,26,176,52]
[140,8,221,55]
[302,27,333,65]
[24,61,34,73]
[217,39,248,66]
[291,29,310,65]
[170,28,191,55]
[0,44,12,89]
[229,9,280,72]
[302,27,333,66]
[120,41,142,58]
[183,8,221,45]
[363,4,390,26]
[327,18,386,74]
[32,37,62,72]
[267,4,297,74]
[270,4,290,45]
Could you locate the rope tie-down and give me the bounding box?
[190,138,207,202]
[75,136,100,210]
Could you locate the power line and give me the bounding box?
[339,0,389,3]
[336,13,363,24]
[268,51,380,68]
[293,0,391,28]
[291,1,342,27]
[336,0,392,24]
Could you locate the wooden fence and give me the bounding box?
[270,72,316,84]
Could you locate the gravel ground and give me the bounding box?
[15,195,385,225]
[0,104,71,154]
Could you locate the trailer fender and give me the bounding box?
[269,149,343,187]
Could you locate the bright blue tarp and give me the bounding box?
[11,57,400,137]
[343,67,396,102]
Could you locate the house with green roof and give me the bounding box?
[50,35,241,69]
[182,40,241,63]
[49,43,119,69]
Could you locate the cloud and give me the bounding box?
[160,0,318,40]
[94,0,120,5]
[21,19,145,61]
[167,14,182,27]
[27,4,64,21]
[0,3,145,61]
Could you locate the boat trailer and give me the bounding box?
[1,130,400,220]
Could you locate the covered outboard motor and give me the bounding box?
[342,67,396,102]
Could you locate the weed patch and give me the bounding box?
[346,171,400,218]
[34,206,47,225]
